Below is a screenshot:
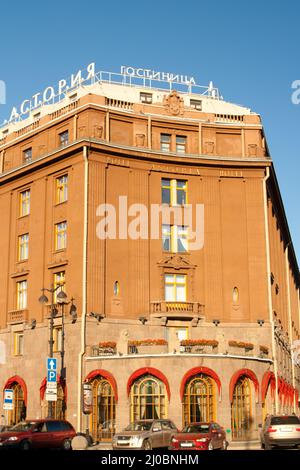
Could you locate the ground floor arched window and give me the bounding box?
[41,382,66,420]
[182,374,216,426]
[90,377,116,441]
[231,376,252,440]
[130,375,167,422]
[8,383,26,426]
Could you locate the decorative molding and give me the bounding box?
[163,90,184,116]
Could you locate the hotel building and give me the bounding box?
[0,67,299,443]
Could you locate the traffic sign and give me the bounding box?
[47,370,57,383]
[3,389,13,410]
[46,381,57,390]
[45,389,57,402]
[47,358,57,371]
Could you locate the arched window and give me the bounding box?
[113,281,120,296]
[8,384,26,425]
[41,382,66,420]
[130,375,167,422]
[90,377,116,442]
[182,374,216,426]
[233,287,239,304]
[231,377,252,440]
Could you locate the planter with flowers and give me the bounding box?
[180,339,219,354]
[228,340,254,356]
[98,341,117,355]
[128,339,168,355]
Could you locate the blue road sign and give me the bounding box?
[47,358,57,371]
[4,389,13,403]
[47,370,57,382]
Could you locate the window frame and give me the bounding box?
[13,331,24,356]
[55,221,67,251]
[17,280,28,310]
[19,189,31,217]
[18,233,29,261]
[164,273,187,302]
[56,174,68,204]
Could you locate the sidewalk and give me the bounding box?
[87,440,262,451]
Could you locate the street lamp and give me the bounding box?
[39,285,77,418]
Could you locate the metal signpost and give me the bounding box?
[46,358,57,403]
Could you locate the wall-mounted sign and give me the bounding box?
[120,65,196,85]
[8,63,96,123]
[3,389,13,410]
[82,383,92,415]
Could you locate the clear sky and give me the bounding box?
[0,0,299,262]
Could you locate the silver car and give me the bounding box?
[260,415,300,450]
[112,419,178,450]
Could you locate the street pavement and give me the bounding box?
[87,440,262,451]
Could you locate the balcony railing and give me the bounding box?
[151,301,204,315]
[7,309,28,324]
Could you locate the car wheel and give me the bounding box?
[142,440,152,450]
[208,441,214,451]
[222,440,228,450]
[19,440,31,450]
[62,439,72,451]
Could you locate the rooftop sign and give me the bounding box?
[120,65,196,85]
[7,63,96,123]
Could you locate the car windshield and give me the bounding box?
[182,424,210,434]
[270,416,300,425]
[125,422,152,431]
[9,422,36,432]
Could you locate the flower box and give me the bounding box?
[128,339,168,355]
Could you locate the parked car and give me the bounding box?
[112,419,178,450]
[170,422,228,451]
[260,415,300,450]
[0,419,76,450]
[0,425,13,433]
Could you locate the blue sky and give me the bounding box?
[0,0,299,261]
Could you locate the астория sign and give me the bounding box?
[120,65,196,85]
[5,63,197,125]
[8,63,96,123]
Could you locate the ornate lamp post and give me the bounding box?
[39,286,77,418]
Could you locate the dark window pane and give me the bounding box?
[270,416,300,425]
[177,189,186,205]
[162,188,171,204]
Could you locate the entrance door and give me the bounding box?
[231,377,252,440]
[91,378,116,442]
[8,384,26,425]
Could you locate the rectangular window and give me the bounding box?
[17,280,27,309]
[164,274,186,302]
[176,226,188,253]
[19,190,30,217]
[161,179,187,205]
[176,136,186,154]
[55,221,67,250]
[140,92,152,104]
[162,225,171,251]
[56,174,68,204]
[160,134,171,152]
[23,148,32,163]
[54,272,65,303]
[176,180,187,205]
[18,233,29,261]
[162,225,188,253]
[59,130,69,147]
[53,326,62,352]
[190,99,202,110]
[14,332,24,356]
[161,178,171,204]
